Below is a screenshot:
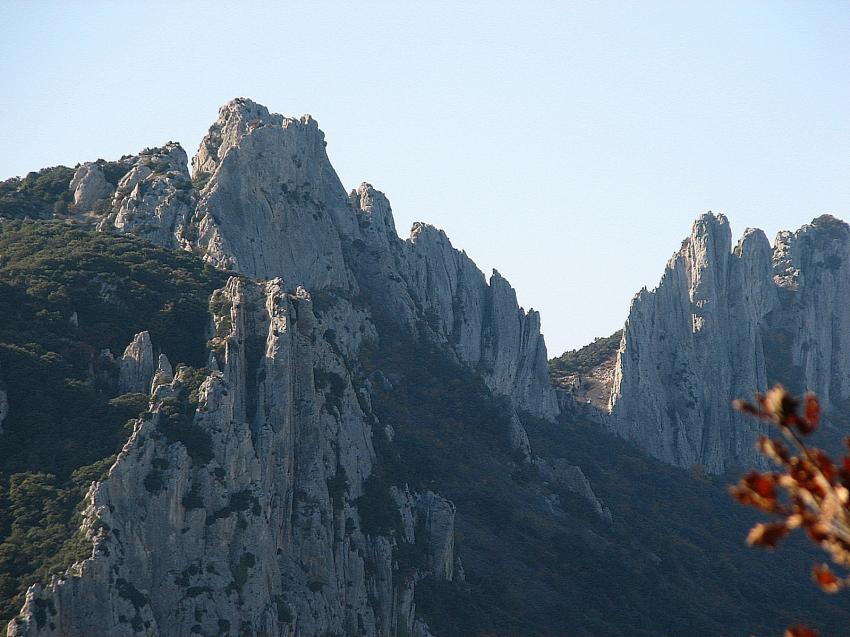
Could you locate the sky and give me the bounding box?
[1,1,848,355]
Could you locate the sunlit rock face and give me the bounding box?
[70,163,112,211]
[8,98,561,636]
[8,277,456,637]
[769,216,850,408]
[88,143,196,249]
[87,98,557,422]
[191,99,357,291]
[608,213,850,474]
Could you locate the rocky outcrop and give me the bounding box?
[117,331,157,394]
[607,213,850,473]
[75,99,557,421]
[608,214,775,473]
[70,163,112,211]
[394,489,457,583]
[535,458,612,523]
[8,278,448,637]
[191,99,356,290]
[350,185,558,420]
[97,143,195,249]
[768,216,850,408]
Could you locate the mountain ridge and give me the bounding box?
[2,98,849,636]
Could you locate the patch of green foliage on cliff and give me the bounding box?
[0,167,75,219]
[363,332,850,637]
[158,366,214,465]
[548,330,622,378]
[0,220,226,627]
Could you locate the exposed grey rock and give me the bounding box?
[607,213,850,473]
[394,488,457,582]
[508,410,532,460]
[608,214,775,473]
[69,99,557,422]
[8,277,448,637]
[412,492,456,581]
[768,216,850,407]
[117,331,156,394]
[150,354,173,393]
[70,163,112,211]
[192,98,356,290]
[98,143,195,249]
[188,107,557,419]
[535,458,612,523]
[350,184,558,419]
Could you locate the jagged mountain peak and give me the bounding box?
[602,209,850,473]
[350,182,398,243]
[735,226,771,257]
[192,98,325,184]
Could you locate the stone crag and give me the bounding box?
[606,213,850,473]
[8,278,454,637]
[7,98,559,637]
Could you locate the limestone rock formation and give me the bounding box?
[768,216,850,408]
[69,163,112,211]
[7,98,565,635]
[118,331,157,394]
[75,99,557,421]
[191,99,356,290]
[535,458,612,523]
[350,185,558,419]
[97,143,195,249]
[607,213,850,473]
[608,214,775,472]
[8,277,453,637]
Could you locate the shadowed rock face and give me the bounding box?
[608,213,850,474]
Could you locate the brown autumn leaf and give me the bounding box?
[758,436,790,464]
[804,393,821,429]
[733,399,759,417]
[747,522,789,549]
[744,471,777,499]
[764,385,797,424]
[811,450,837,483]
[813,564,841,593]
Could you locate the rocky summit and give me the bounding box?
[565,213,850,474]
[3,98,850,637]
[2,99,557,637]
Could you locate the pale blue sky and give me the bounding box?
[1,1,848,354]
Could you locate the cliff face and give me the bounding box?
[191,100,356,291]
[350,186,558,419]
[79,98,556,421]
[6,98,556,636]
[608,213,850,473]
[8,278,454,637]
[770,217,850,408]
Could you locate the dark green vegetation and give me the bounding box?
[0,221,226,626]
[0,166,75,220]
[0,160,134,221]
[364,333,850,637]
[158,366,214,465]
[549,330,621,380]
